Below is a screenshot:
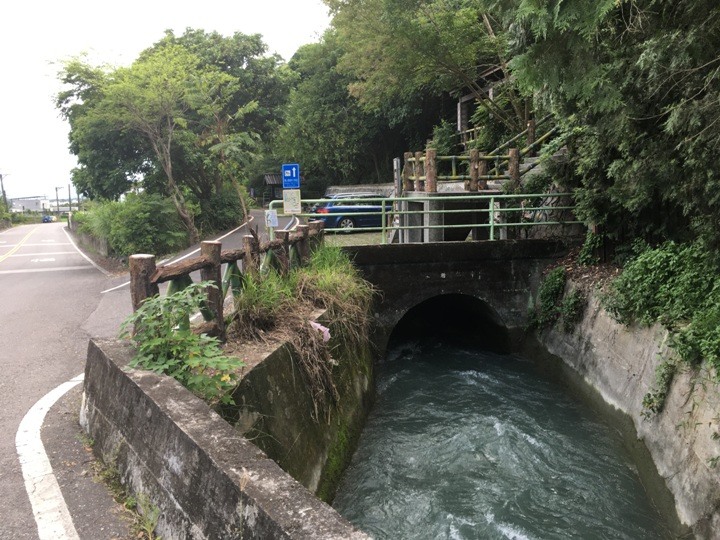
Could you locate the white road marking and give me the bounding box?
[100,217,252,294]
[31,258,58,263]
[0,266,94,275]
[62,228,110,277]
[10,252,75,257]
[16,374,84,540]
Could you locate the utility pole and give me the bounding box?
[55,186,63,217]
[0,173,7,212]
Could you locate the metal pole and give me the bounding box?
[55,186,62,216]
[0,173,7,212]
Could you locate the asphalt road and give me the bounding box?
[0,211,286,539]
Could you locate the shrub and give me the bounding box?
[80,194,188,257]
[120,282,243,405]
[197,187,245,234]
[530,266,567,328]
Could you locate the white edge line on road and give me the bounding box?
[62,227,111,277]
[100,216,253,294]
[0,266,95,275]
[16,373,84,540]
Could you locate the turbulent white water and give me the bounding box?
[333,340,674,540]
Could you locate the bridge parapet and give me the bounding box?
[343,239,570,356]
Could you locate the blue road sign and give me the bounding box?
[281,163,301,189]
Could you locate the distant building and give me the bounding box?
[10,197,51,213]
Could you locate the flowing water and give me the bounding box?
[333,340,674,540]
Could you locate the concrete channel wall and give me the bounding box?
[80,339,370,540]
[538,288,720,539]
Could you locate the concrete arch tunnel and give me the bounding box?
[341,239,570,359]
[387,293,511,355]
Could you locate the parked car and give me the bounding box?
[41,215,56,223]
[312,193,392,230]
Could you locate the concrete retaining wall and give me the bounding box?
[538,289,720,538]
[80,339,370,540]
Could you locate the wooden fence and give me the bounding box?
[129,221,325,341]
[404,116,559,193]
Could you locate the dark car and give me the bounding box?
[42,215,55,223]
[313,193,391,230]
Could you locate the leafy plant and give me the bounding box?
[578,230,602,266]
[120,282,243,405]
[530,266,567,329]
[560,289,586,333]
[641,358,677,416]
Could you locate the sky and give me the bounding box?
[0,0,331,201]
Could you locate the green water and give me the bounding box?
[333,340,674,539]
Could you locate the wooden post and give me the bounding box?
[468,149,479,192]
[275,230,291,275]
[130,254,159,313]
[527,119,536,157]
[402,152,414,192]
[308,220,325,254]
[478,153,488,190]
[414,151,424,192]
[296,225,311,264]
[509,147,521,189]
[200,241,225,340]
[425,148,437,193]
[242,234,259,275]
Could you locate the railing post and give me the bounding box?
[477,153,488,190]
[242,234,260,275]
[130,254,159,312]
[296,224,310,264]
[308,220,325,254]
[468,149,479,192]
[200,241,225,340]
[527,119,536,157]
[402,152,414,192]
[275,230,291,275]
[509,147,521,189]
[414,151,424,192]
[425,148,437,193]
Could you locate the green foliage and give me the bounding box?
[603,242,715,328]
[120,282,243,405]
[641,358,677,416]
[81,194,187,257]
[429,119,459,155]
[196,188,245,234]
[559,289,587,333]
[231,270,295,338]
[578,230,602,266]
[530,267,567,328]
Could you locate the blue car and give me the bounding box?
[313,193,392,230]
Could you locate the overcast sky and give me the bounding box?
[0,0,331,201]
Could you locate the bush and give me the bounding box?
[197,188,245,234]
[80,194,188,257]
[120,282,243,405]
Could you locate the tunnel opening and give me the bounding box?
[387,294,510,354]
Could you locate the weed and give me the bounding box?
[560,289,586,332]
[530,266,566,329]
[641,358,677,416]
[120,282,244,405]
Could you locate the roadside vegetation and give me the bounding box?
[120,245,374,414]
[60,1,720,399]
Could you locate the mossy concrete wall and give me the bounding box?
[538,288,720,538]
[227,319,374,502]
[80,339,371,540]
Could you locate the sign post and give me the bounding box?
[281,163,301,214]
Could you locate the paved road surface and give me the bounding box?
[0,211,284,539]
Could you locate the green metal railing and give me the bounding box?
[269,192,580,244]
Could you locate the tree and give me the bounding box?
[325,0,531,133]
[58,30,292,241]
[508,0,720,247]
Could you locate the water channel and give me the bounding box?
[333,337,676,539]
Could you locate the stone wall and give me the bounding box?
[538,288,720,538]
[81,339,370,540]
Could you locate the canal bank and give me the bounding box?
[536,284,720,538]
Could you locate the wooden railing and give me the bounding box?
[404,116,560,193]
[129,221,325,341]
